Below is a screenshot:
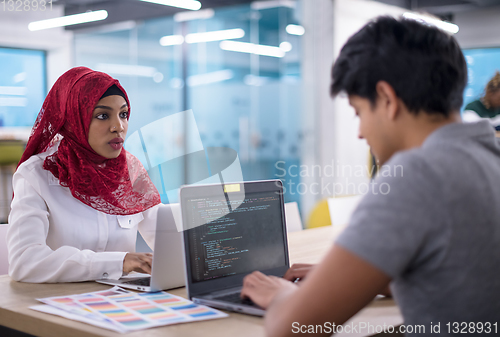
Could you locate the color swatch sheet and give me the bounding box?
[30,286,228,333]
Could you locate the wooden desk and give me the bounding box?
[0,226,402,337]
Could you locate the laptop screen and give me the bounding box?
[184,187,287,283]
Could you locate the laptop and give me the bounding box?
[180,180,289,316]
[96,203,185,292]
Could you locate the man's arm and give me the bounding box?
[241,245,391,337]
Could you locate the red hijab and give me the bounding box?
[18,66,160,215]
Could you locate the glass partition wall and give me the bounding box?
[74,3,304,214]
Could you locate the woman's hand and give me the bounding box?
[123,253,153,274]
[240,271,298,309]
[283,263,315,282]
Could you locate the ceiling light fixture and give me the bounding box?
[28,10,108,31]
[279,41,292,52]
[220,41,286,58]
[160,29,245,46]
[140,0,201,10]
[185,28,245,44]
[174,8,214,22]
[285,24,305,36]
[159,35,185,46]
[250,0,295,10]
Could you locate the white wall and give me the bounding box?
[454,5,500,49]
[330,0,405,196]
[0,6,73,88]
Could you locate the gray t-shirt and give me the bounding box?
[336,121,500,335]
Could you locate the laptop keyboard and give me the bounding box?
[215,292,257,307]
[122,277,150,286]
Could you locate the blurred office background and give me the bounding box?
[1,0,500,226]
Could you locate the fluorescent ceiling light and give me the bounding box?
[251,0,296,10]
[160,35,184,46]
[286,24,305,36]
[185,28,245,43]
[187,70,234,86]
[403,12,459,34]
[174,8,214,22]
[160,29,244,46]
[140,0,201,10]
[0,86,27,96]
[279,41,292,52]
[220,41,286,58]
[28,10,108,31]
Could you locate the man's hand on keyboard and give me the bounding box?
[240,271,297,309]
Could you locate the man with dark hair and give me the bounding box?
[240,16,500,336]
[331,17,467,117]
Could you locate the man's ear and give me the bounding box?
[375,81,399,121]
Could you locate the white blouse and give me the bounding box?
[7,146,160,283]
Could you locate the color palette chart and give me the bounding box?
[32,286,227,333]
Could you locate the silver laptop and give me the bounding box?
[96,203,185,292]
[180,180,289,316]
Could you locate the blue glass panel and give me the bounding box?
[0,48,46,127]
[74,3,304,212]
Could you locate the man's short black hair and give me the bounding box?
[330,16,467,117]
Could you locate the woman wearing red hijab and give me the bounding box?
[7,67,162,282]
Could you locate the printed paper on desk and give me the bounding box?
[31,286,228,333]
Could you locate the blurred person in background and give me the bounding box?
[463,71,500,129]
